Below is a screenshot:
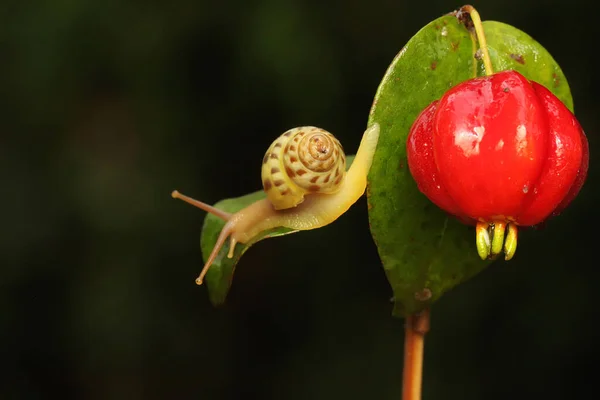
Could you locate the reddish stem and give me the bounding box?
[402,309,431,400]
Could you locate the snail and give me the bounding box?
[172,122,380,285]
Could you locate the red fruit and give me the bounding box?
[407,70,589,260]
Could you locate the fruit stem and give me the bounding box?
[402,309,430,400]
[462,5,494,76]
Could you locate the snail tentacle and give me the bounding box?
[195,219,238,285]
[171,190,232,221]
[171,189,239,284]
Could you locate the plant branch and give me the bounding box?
[402,308,431,400]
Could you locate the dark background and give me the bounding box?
[2,0,598,399]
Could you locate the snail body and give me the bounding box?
[172,123,380,285]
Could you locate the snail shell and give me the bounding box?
[261,126,346,210]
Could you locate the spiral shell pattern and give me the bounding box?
[261,126,346,210]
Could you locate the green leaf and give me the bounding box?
[366,13,574,317]
[482,20,574,112]
[201,155,356,305]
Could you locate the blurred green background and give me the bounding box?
[2,0,598,399]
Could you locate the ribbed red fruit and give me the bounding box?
[406,70,589,260]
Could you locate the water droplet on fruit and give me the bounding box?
[454,126,485,157]
[495,139,504,151]
[516,124,528,154]
[523,185,529,194]
[555,136,565,157]
[441,26,448,36]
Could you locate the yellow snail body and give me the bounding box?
[172,123,380,285]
